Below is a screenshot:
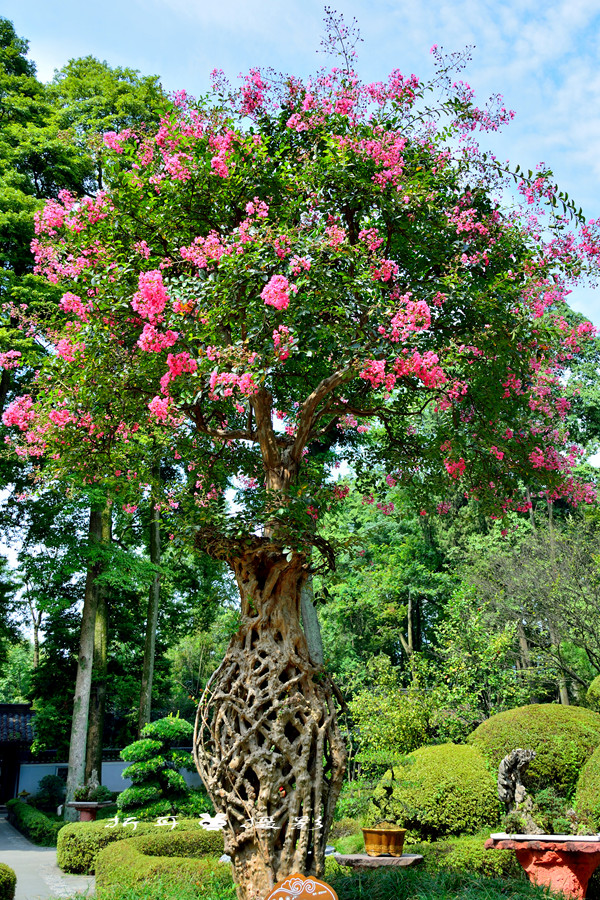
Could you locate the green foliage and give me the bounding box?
[57,818,219,875]
[0,642,33,701]
[6,799,64,845]
[348,655,431,774]
[575,744,600,828]
[587,675,600,710]
[315,488,454,693]
[0,863,16,900]
[95,830,228,897]
[413,833,521,878]
[118,715,198,818]
[413,589,539,743]
[73,783,113,802]
[367,744,501,841]
[333,779,376,822]
[468,703,600,797]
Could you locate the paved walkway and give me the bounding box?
[0,818,94,900]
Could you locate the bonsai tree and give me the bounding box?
[4,16,599,898]
[118,715,198,819]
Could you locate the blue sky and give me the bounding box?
[4,0,600,325]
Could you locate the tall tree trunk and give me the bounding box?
[138,473,161,735]
[195,541,346,900]
[85,504,111,783]
[547,499,569,705]
[64,506,103,821]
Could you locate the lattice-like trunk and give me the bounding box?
[194,543,346,900]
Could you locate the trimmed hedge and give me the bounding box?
[6,799,64,846]
[57,818,223,874]
[95,830,229,897]
[574,744,600,827]
[414,833,520,878]
[468,704,600,797]
[366,743,500,841]
[0,864,16,900]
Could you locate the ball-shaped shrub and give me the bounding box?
[574,744,600,828]
[468,704,600,798]
[366,743,500,841]
[586,676,600,711]
[0,864,16,900]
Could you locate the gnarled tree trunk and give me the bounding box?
[194,541,346,900]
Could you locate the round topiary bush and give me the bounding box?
[366,743,500,841]
[586,676,600,711]
[0,864,16,900]
[467,704,600,798]
[574,744,600,828]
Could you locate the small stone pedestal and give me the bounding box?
[333,853,423,871]
[485,834,600,899]
[65,801,114,822]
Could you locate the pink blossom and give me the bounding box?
[261,275,296,310]
[131,270,169,323]
[60,292,90,322]
[0,351,21,370]
[444,457,466,479]
[137,324,179,352]
[3,396,36,431]
[148,396,171,421]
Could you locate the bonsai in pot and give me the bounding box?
[362,771,406,857]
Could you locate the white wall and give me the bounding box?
[17,761,203,796]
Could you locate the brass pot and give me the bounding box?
[361,824,407,857]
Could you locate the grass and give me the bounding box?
[83,868,553,900]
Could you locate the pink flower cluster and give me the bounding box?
[378,295,431,341]
[261,275,297,311]
[272,325,295,361]
[137,325,179,352]
[160,351,198,393]
[180,232,227,269]
[103,129,133,153]
[444,457,466,479]
[208,370,257,399]
[0,351,21,370]
[60,292,90,322]
[3,396,36,431]
[131,270,169,323]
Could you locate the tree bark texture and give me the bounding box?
[194,542,346,900]
[138,478,161,735]
[64,506,103,821]
[85,504,111,783]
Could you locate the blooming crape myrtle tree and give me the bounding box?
[4,27,600,898]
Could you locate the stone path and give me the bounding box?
[0,818,94,900]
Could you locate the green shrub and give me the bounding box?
[95,830,229,898]
[413,833,521,878]
[32,774,66,811]
[57,817,223,875]
[587,677,600,711]
[468,704,600,797]
[0,864,16,900]
[118,715,203,820]
[366,743,501,841]
[575,744,600,828]
[6,799,64,846]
